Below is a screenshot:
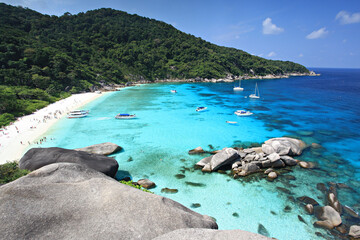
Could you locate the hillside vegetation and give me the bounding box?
[0,3,308,125]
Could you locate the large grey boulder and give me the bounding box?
[153,228,271,240]
[19,147,119,178]
[196,156,213,167]
[262,137,306,156]
[210,148,239,171]
[0,163,217,240]
[75,142,122,155]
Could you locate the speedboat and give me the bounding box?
[115,113,136,119]
[170,90,177,93]
[196,107,207,112]
[67,110,89,118]
[234,110,253,116]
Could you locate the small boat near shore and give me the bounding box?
[67,110,89,118]
[170,90,177,93]
[196,107,207,112]
[115,113,136,119]
[234,110,253,116]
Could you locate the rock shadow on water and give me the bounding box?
[116,170,132,181]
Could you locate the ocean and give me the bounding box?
[39,68,360,239]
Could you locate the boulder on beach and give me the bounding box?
[262,137,306,156]
[19,147,119,178]
[210,148,239,171]
[0,163,217,239]
[75,142,122,155]
[153,228,272,240]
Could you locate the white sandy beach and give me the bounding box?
[0,92,106,164]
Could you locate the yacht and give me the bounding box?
[196,107,207,112]
[234,110,253,116]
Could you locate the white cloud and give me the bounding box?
[299,53,304,57]
[336,11,360,24]
[267,51,276,57]
[262,18,284,35]
[258,53,264,57]
[306,27,328,39]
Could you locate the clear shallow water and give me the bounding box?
[39,68,360,239]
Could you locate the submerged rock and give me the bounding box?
[191,203,201,208]
[161,188,178,194]
[75,142,122,155]
[343,205,360,218]
[185,181,206,187]
[174,174,186,179]
[297,196,319,206]
[257,224,270,237]
[0,163,217,239]
[299,161,316,169]
[19,147,119,178]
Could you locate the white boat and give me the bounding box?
[170,90,177,93]
[249,83,260,99]
[196,107,207,112]
[226,121,238,124]
[233,79,244,91]
[115,113,136,119]
[67,110,89,118]
[234,110,253,116]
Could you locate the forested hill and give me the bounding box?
[0,3,308,125]
[1,3,309,87]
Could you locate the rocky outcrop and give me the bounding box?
[195,138,304,178]
[75,142,122,155]
[262,137,306,156]
[153,228,271,240]
[19,147,119,178]
[0,163,217,240]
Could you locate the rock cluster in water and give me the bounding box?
[195,137,307,180]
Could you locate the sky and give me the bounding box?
[2,0,360,68]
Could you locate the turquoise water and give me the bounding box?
[39,68,360,239]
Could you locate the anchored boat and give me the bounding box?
[115,113,136,119]
[234,110,253,116]
[67,110,89,118]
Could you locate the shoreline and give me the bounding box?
[0,92,107,164]
[112,71,320,87]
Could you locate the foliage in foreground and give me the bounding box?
[0,161,30,184]
[119,180,153,193]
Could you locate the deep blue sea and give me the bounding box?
[38,68,360,239]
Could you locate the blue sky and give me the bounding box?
[2,0,360,68]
